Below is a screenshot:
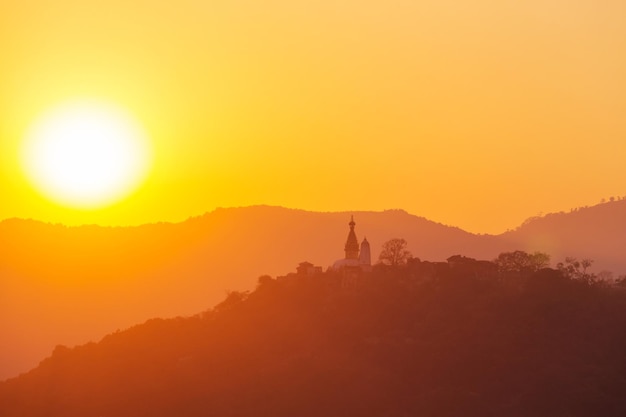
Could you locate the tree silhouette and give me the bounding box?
[557,257,595,283]
[494,250,550,273]
[378,238,412,266]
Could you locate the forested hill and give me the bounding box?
[0,206,485,380]
[2,202,626,381]
[3,263,626,417]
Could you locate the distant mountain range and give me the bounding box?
[1,201,625,380]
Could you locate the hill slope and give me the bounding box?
[502,200,626,273]
[2,267,626,417]
[0,206,490,380]
[1,201,625,380]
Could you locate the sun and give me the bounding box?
[21,100,152,209]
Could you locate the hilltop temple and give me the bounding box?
[280,215,372,280]
[332,215,372,272]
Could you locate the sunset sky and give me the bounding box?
[1,0,624,234]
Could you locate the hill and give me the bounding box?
[502,200,626,274]
[2,201,626,380]
[2,265,626,417]
[0,206,490,380]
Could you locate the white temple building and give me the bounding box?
[331,216,372,272]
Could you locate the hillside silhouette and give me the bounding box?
[501,200,626,274]
[2,262,626,417]
[2,202,626,380]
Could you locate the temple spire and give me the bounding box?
[344,215,359,260]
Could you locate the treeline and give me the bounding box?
[2,253,626,416]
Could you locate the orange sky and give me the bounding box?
[1,0,625,234]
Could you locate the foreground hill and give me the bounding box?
[2,201,626,380]
[2,265,626,417]
[0,206,488,380]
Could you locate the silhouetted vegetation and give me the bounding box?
[557,257,596,283]
[2,252,626,417]
[378,237,412,266]
[494,250,550,273]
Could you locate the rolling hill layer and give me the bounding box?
[1,201,625,380]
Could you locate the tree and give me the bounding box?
[615,275,626,287]
[257,274,274,289]
[494,250,550,273]
[214,290,249,312]
[378,238,412,267]
[557,257,596,283]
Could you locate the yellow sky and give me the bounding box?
[1,0,625,234]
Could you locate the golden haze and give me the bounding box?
[1,1,625,233]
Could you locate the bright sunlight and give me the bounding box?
[21,100,152,209]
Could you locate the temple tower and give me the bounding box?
[359,237,371,266]
[344,215,360,260]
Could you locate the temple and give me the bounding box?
[331,215,372,272]
[280,215,373,281]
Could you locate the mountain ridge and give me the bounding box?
[1,202,625,380]
[0,205,470,233]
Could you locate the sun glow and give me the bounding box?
[21,101,152,209]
